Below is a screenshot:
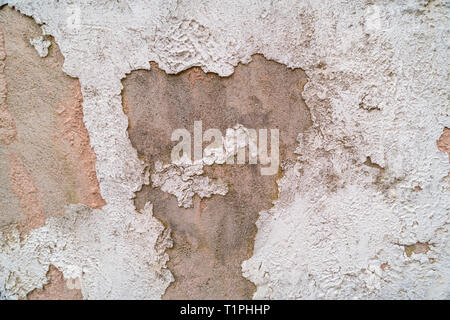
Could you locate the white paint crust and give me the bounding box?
[29,36,50,57]
[0,0,448,299]
[152,160,228,208]
[1,204,172,299]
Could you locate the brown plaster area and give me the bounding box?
[8,152,46,231]
[404,242,431,258]
[437,127,450,161]
[26,265,82,300]
[0,26,17,145]
[56,82,106,210]
[122,55,311,299]
[0,6,104,232]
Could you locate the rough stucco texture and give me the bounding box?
[0,0,449,300]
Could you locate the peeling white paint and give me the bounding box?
[152,160,228,208]
[151,123,262,208]
[0,0,448,299]
[29,36,50,58]
[0,203,173,299]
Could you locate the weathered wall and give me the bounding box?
[0,6,104,232]
[123,56,310,299]
[0,0,449,299]
[0,5,172,300]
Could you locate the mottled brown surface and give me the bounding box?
[437,127,450,161]
[8,152,46,231]
[0,27,17,145]
[56,82,105,209]
[404,242,431,258]
[0,6,104,231]
[122,55,311,299]
[26,265,82,300]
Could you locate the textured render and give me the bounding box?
[0,0,448,300]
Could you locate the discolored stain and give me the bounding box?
[404,242,431,258]
[0,6,104,231]
[380,262,390,271]
[122,55,311,299]
[26,265,82,300]
[437,127,450,161]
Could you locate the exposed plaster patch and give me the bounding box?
[437,127,450,161]
[0,6,105,229]
[403,242,431,258]
[123,56,310,299]
[26,265,82,300]
[0,28,16,145]
[8,152,45,232]
[380,263,390,271]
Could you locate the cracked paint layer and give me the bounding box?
[123,56,310,299]
[0,0,448,300]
